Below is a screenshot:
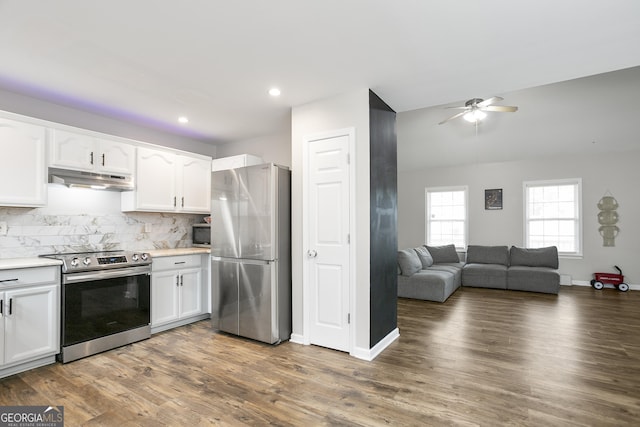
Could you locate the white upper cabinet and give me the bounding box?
[178,154,212,212]
[49,129,135,175]
[0,117,47,207]
[122,146,211,213]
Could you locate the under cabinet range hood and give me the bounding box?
[48,167,134,191]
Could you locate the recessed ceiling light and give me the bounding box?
[268,88,281,97]
[178,116,189,124]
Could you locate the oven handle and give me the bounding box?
[62,265,151,284]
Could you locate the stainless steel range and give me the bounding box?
[41,250,152,363]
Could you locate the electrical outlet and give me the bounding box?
[0,221,7,236]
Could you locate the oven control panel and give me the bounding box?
[97,255,128,265]
[45,251,152,273]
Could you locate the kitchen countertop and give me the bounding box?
[0,248,210,270]
[147,247,211,258]
[0,257,63,271]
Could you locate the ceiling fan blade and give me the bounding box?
[445,106,470,110]
[477,96,504,107]
[438,111,467,125]
[481,105,518,113]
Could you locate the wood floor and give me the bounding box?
[2,286,640,426]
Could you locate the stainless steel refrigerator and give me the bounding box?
[210,163,291,344]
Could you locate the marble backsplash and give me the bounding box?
[0,185,207,258]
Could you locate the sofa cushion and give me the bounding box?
[397,269,459,303]
[466,245,509,266]
[510,246,559,269]
[398,249,422,276]
[428,264,463,287]
[462,263,508,289]
[425,244,459,264]
[507,266,560,294]
[414,246,434,268]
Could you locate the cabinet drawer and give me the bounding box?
[0,266,59,288]
[152,255,202,272]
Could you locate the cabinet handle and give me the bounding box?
[102,153,105,166]
[8,298,12,315]
[181,197,184,207]
[0,299,3,316]
[90,151,94,165]
[176,275,180,287]
[180,274,183,286]
[0,278,18,283]
[173,196,177,207]
[174,261,186,265]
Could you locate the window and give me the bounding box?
[425,186,468,249]
[524,179,582,256]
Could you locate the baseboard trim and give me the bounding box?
[289,333,306,345]
[351,328,400,361]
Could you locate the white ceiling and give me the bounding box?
[1,1,639,145]
[398,66,640,171]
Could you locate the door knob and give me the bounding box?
[307,249,318,258]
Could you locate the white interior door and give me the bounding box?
[305,131,351,352]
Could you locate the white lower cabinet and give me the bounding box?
[0,266,60,378]
[151,254,208,333]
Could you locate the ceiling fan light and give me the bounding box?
[463,110,487,123]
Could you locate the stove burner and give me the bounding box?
[41,250,152,273]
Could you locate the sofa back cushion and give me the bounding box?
[510,246,559,269]
[466,245,509,265]
[425,244,460,264]
[398,249,422,276]
[414,246,434,268]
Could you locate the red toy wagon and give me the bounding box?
[591,266,629,292]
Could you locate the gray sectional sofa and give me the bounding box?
[398,244,560,302]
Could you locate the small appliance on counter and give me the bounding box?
[192,223,211,247]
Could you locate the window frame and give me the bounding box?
[523,178,583,258]
[424,185,468,250]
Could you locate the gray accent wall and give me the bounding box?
[369,91,397,347]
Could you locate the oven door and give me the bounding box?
[62,266,151,347]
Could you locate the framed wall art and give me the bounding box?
[485,188,503,210]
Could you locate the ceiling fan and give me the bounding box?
[438,96,518,125]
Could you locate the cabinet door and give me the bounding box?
[178,155,211,213]
[0,292,4,365]
[151,270,180,326]
[3,285,59,366]
[179,268,202,318]
[96,139,135,175]
[49,129,95,171]
[134,146,177,211]
[0,118,47,207]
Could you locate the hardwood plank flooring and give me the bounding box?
[2,286,640,426]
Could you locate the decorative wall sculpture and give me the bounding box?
[597,193,619,247]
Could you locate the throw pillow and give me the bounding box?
[510,246,559,268]
[414,246,434,268]
[425,244,459,264]
[397,249,422,276]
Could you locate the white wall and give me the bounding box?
[398,150,640,285]
[291,89,371,351]
[0,88,217,157]
[215,115,292,167]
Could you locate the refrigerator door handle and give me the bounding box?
[211,256,274,266]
